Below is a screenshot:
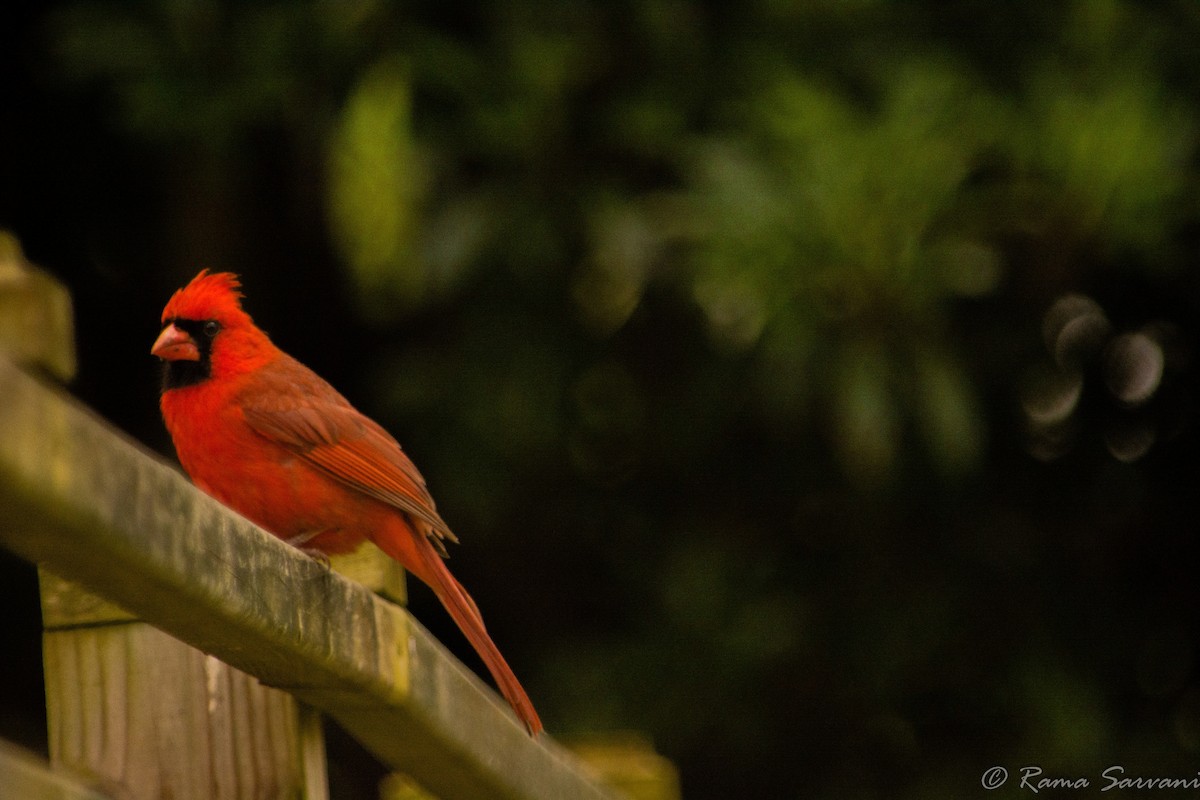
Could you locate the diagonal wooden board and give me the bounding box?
[0,357,625,800]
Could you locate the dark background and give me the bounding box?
[3,2,1200,798]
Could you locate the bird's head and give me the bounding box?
[152,270,274,390]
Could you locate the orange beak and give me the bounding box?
[151,323,200,361]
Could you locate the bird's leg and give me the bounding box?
[286,530,332,569]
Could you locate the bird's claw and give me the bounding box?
[302,548,331,570]
[286,531,332,570]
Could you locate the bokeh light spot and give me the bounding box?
[1105,331,1164,406]
[1021,365,1083,426]
[1043,293,1110,368]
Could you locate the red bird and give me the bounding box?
[151,270,542,735]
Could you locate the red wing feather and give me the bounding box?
[238,357,457,548]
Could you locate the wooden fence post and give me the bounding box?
[569,735,681,800]
[40,571,329,800]
[0,236,663,800]
[1,239,332,799]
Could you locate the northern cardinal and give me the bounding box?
[151,270,542,735]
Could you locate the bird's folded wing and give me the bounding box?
[242,400,457,547]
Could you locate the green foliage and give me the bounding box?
[683,61,1003,480]
[328,56,426,317]
[1017,65,1193,247]
[50,2,360,149]
[23,0,1200,798]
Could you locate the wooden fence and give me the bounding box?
[0,243,679,800]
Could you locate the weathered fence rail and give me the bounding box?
[0,740,112,800]
[0,252,676,799]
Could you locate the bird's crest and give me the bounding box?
[162,270,249,325]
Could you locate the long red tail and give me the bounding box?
[380,528,543,735]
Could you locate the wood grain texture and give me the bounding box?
[0,740,112,800]
[0,357,626,800]
[569,736,682,800]
[41,579,328,800]
[0,237,76,381]
[329,544,407,607]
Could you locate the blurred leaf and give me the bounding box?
[328,55,426,319]
[17,2,1200,799]
[915,350,984,474]
[1017,67,1194,247]
[574,203,656,335]
[832,341,899,484]
[682,60,1002,481]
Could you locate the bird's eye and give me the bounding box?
[202,321,221,338]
